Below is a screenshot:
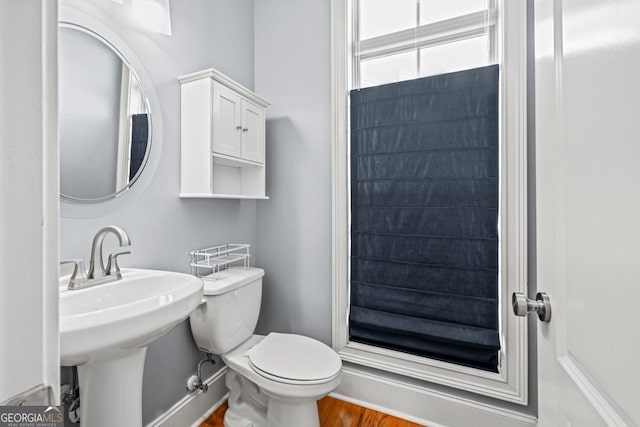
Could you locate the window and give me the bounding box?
[354,0,496,88]
[332,0,529,403]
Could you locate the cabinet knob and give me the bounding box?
[242,127,248,132]
[236,126,242,130]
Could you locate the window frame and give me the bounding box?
[331,0,529,404]
[355,1,498,87]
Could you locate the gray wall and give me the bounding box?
[253,0,537,417]
[59,27,121,200]
[254,0,333,345]
[58,0,255,424]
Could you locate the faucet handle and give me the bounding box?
[60,259,88,289]
[106,251,131,278]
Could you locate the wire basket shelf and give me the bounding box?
[190,243,251,279]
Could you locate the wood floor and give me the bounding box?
[200,397,424,427]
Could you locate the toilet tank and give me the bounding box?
[190,267,264,354]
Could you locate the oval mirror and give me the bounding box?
[59,23,152,203]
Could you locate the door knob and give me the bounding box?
[512,292,552,322]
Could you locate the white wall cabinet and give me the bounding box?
[179,68,269,199]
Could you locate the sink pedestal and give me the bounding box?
[77,348,147,427]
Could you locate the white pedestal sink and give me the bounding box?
[59,268,203,427]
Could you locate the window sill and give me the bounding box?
[338,341,527,404]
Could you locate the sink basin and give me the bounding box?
[60,268,203,366]
[59,268,203,427]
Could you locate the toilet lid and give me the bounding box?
[246,333,342,383]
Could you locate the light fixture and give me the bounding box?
[111,0,172,35]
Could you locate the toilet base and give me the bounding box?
[223,370,322,427]
[224,370,268,427]
[266,397,320,427]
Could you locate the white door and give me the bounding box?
[534,0,640,425]
[0,0,59,405]
[240,99,265,163]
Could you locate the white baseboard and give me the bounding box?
[147,366,229,427]
[331,367,538,427]
[146,364,536,427]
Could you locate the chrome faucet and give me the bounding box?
[61,225,131,290]
[88,225,131,280]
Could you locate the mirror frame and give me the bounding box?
[59,4,163,219]
[59,22,153,204]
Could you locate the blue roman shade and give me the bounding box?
[349,65,500,372]
[129,113,149,180]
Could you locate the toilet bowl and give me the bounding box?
[189,267,342,427]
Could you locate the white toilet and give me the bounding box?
[189,267,343,427]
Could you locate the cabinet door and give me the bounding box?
[240,99,265,163]
[213,84,242,158]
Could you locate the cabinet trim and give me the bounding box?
[178,68,269,108]
[212,153,263,168]
[179,193,270,200]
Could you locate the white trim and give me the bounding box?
[42,0,61,405]
[495,0,529,406]
[331,0,529,405]
[333,367,537,427]
[558,356,631,427]
[339,343,519,402]
[331,0,351,356]
[146,367,228,427]
[116,64,132,190]
[177,68,269,108]
[357,9,497,60]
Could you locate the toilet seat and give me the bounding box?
[246,333,342,385]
